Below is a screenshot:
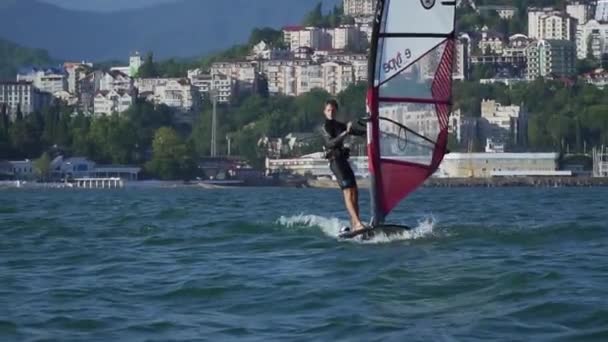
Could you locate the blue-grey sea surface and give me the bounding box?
[1,187,607,341]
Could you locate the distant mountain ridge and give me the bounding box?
[0,38,54,79]
[0,0,339,61]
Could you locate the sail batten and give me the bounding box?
[367,0,456,225]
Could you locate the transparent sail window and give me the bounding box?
[378,102,442,166]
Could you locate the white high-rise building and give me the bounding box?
[480,99,527,148]
[16,67,68,95]
[296,64,324,95]
[322,61,354,95]
[0,81,51,118]
[343,0,375,17]
[576,20,608,59]
[526,39,576,79]
[328,25,360,50]
[63,62,93,94]
[566,2,591,24]
[528,10,577,41]
[453,35,470,80]
[210,61,259,92]
[188,69,235,104]
[596,0,608,22]
[282,26,329,51]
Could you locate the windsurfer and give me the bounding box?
[320,99,367,232]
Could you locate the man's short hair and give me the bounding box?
[325,99,339,110]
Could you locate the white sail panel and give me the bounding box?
[381,0,455,34]
[376,37,445,85]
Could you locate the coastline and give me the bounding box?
[305,177,608,189]
[3,176,608,190]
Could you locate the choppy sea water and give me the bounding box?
[1,187,607,341]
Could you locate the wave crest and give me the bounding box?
[276,214,436,243]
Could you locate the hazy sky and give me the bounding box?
[40,0,179,11]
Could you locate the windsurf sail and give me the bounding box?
[366,0,456,226]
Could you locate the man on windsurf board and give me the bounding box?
[320,99,367,233]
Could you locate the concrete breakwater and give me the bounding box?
[307,177,608,189]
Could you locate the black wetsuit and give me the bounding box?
[321,119,366,190]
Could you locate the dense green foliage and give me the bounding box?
[191,83,367,167]
[301,2,349,28]
[248,27,285,48]
[0,38,54,79]
[454,79,608,152]
[146,127,197,180]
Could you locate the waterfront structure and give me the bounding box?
[593,146,608,177]
[74,178,124,189]
[8,160,34,180]
[50,157,140,181]
[266,153,565,179]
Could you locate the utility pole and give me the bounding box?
[226,135,231,156]
[210,88,217,157]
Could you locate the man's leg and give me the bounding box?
[343,187,364,230]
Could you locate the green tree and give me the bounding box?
[34,152,51,181]
[0,104,10,157]
[70,113,94,157]
[249,27,284,47]
[137,52,159,78]
[146,127,196,180]
[302,2,324,27]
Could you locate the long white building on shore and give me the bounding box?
[266,152,568,179]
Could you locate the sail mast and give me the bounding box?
[366,0,386,227]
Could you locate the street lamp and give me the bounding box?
[210,88,218,157]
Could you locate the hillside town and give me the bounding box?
[1,0,608,186]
